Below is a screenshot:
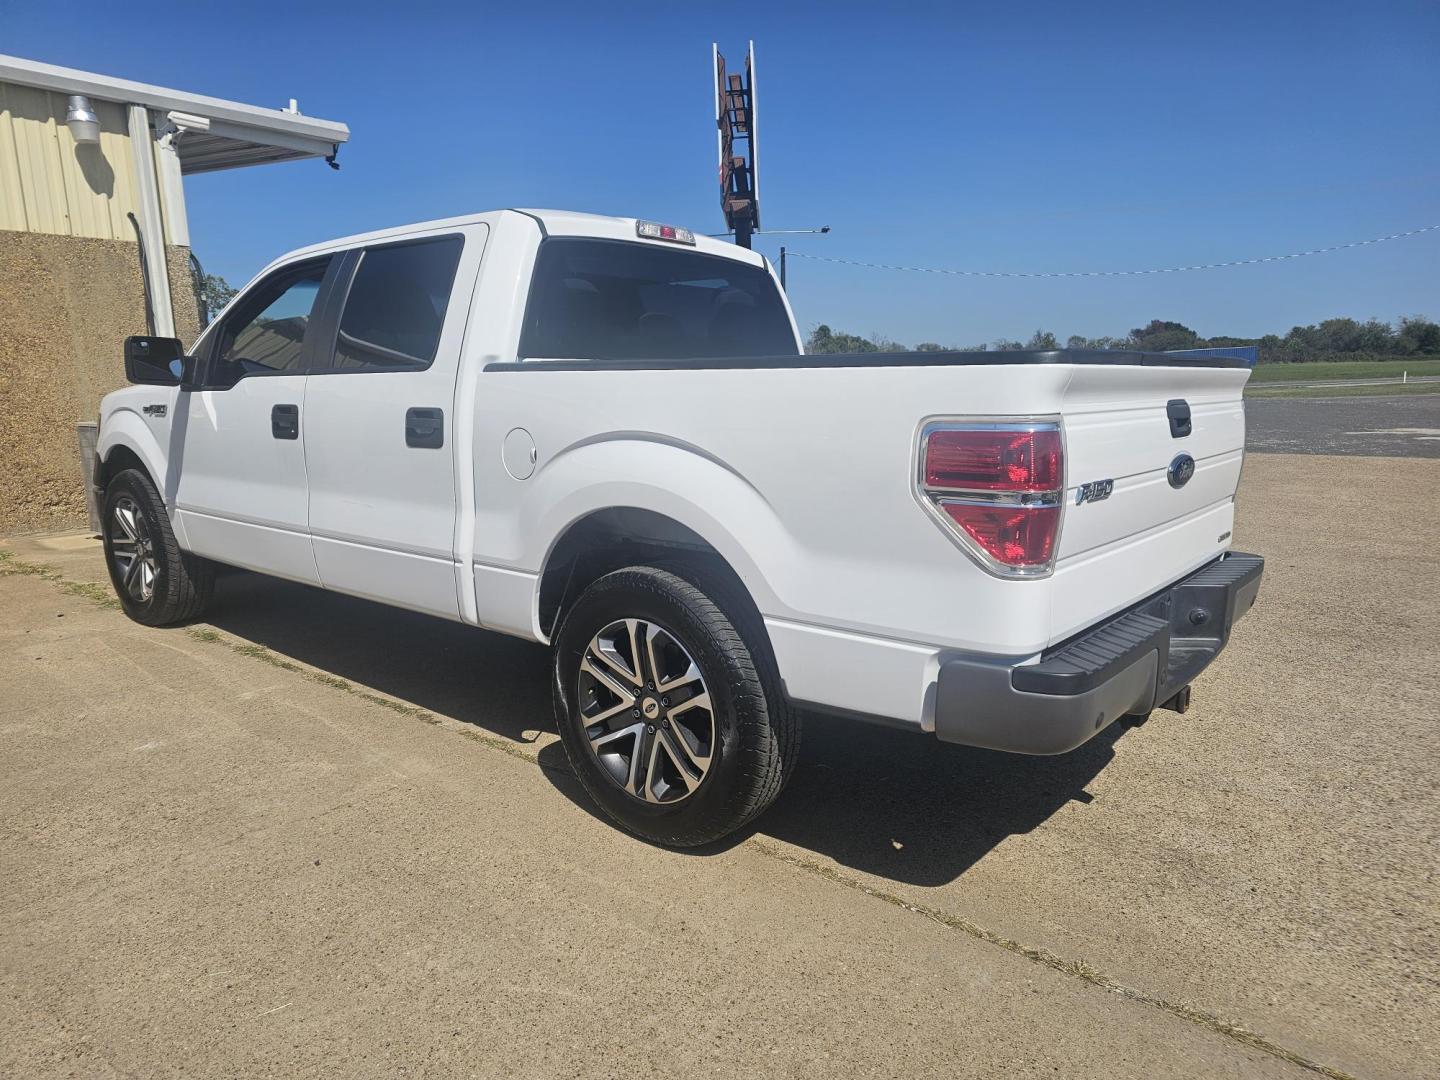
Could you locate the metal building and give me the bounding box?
[0,54,349,532]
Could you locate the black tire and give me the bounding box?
[552,564,799,847]
[101,468,214,626]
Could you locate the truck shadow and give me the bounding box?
[730,715,1122,885]
[535,719,1123,886]
[204,569,1124,888]
[204,570,553,746]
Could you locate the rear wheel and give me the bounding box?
[102,468,213,626]
[552,564,797,847]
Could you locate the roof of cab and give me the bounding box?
[514,209,765,266]
[260,208,766,277]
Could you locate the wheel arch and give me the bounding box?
[536,506,772,651]
[95,443,150,491]
[95,413,168,500]
[512,435,795,643]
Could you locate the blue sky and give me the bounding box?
[7,0,1437,345]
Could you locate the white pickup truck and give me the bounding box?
[97,208,1263,845]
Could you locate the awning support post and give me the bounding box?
[126,104,175,338]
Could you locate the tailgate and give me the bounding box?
[1049,362,1252,642]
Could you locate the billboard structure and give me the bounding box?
[713,41,759,248]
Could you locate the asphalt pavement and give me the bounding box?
[1246,392,1440,456]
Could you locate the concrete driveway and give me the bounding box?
[3,454,1436,1079]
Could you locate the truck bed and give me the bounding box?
[483,348,1255,372]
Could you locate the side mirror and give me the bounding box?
[125,336,193,387]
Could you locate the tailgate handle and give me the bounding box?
[1166,399,1192,439]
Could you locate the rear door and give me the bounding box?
[302,226,485,618]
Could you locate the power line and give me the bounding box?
[784,224,1440,280]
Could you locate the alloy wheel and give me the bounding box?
[108,495,158,602]
[577,618,715,803]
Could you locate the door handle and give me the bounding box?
[271,403,299,440]
[406,407,444,449]
[1166,399,1192,439]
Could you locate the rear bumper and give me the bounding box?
[933,551,1264,754]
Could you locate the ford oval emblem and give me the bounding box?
[1168,453,1196,489]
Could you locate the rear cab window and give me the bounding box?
[519,239,797,361]
[322,236,464,372]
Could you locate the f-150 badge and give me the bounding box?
[1075,479,1113,505]
[142,404,167,417]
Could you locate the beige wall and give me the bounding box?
[1,77,201,533]
[0,230,200,534]
[0,82,174,241]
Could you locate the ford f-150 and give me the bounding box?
[96,209,1263,845]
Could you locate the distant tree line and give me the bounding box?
[806,316,1440,363]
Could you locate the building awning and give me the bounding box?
[0,54,350,173]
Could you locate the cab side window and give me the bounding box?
[214,258,331,374]
[326,237,463,372]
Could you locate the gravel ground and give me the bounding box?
[3,453,1437,1079]
[1246,393,1440,456]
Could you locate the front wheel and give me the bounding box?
[552,565,798,847]
[102,468,214,626]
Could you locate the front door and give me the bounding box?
[301,227,484,617]
[173,256,337,585]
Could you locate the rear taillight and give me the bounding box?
[917,421,1064,576]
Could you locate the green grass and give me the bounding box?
[1249,359,1440,383]
[1246,381,1440,399]
[0,549,120,608]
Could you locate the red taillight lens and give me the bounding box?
[918,422,1064,574]
[941,504,1059,567]
[924,428,1062,492]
